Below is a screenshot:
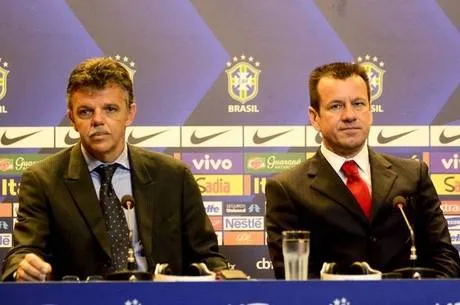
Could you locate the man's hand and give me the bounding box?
[15,253,52,281]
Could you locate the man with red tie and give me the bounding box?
[265,62,460,279]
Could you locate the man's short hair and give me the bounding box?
[66,57,134,109]
[309,62,370,113]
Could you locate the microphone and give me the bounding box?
[105,194,152,281]
[121,195,137,271]
[392,196,417,266]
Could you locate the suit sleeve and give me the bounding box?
[415,161,460,277]
[180,167,228,271]
[265,177,302,279]
[1,168,51,281]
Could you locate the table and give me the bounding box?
[1,280,460,305]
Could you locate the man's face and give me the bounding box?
[309,75,372,158]
[68,85,136,163]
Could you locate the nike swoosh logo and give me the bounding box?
[315,132,322,144]
[128,129,169,144]
[190,130,229,144]
[1,130,42,145]
[439,129,460,144]
[253,129,293,144]
[377,129,416,144]
[64,131,80,145]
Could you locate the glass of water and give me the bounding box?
[282,230,310,280]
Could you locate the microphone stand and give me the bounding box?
[391,196,443,279]
[396,203,417,269]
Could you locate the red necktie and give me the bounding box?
[341,160,372,219]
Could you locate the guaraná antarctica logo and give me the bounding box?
[0,57,10,113]
[355,54,385,113]
[226,54,261,113]
[110,54,136,83]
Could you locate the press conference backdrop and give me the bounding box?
[0,1,459,279]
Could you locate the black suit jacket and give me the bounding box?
[1,144,226,280]
[266,149,460,278]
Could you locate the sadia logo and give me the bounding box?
[0,57,10,114]
[195,175,249,196]
[432,174,460,195]
[355,54,385,113]
[226,54,261,113]
[256,257,273,270]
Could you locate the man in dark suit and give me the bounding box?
[1,57,227,281]
[265,62,460,279]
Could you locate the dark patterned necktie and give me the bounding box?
[341,160,372,219]
[95,164,129,271]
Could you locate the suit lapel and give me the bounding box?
[64,144,112,258]
[369,150,397,220]
[309,151,368,225]
[128,145,156,268]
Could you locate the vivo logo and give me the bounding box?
[192,154,233,170]
[442,154,460,169]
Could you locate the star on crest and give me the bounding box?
[110,54,137,81]
[0,58,9,69]
[226,54,261,68]
[355,54,384,68]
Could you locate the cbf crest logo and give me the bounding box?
[110,54,136,83]
[0,58,10,101]
[0,57,10,114]
[226,54,261,113]
[355,54,385,113]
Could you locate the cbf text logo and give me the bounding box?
[226,54,261,113]
[0,57,10,114]
[355,54,385,113]
[110,54,136,82]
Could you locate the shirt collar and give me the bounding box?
[81,143,130,172]
[320,143,369,173]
